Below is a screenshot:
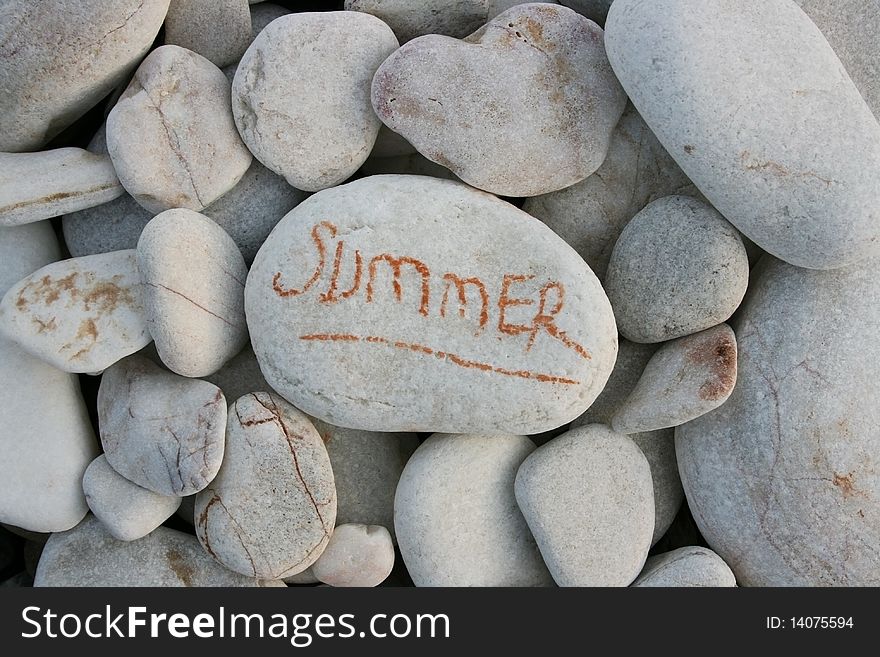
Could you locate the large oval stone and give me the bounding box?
[676,256,880,585]
[605,0,880,269]
[246,175,617,434]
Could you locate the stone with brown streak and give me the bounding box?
[0,250,151,373]
[137,209,249,377]
[98,355,227,496]
[612,324,738,434]
[195,392,337,579]
[0,149,124,227]
[35,515,282,587]
[676,256,880,585]
[107,45,252,213]
[0,0,171,152]
[371,4,626,197]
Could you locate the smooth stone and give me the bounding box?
[204,343,274,402]
[560,0,611,24]
[107,45,252,213]
[233,12,398,192]
[99,355,227,496]
[83,455,182,542]
[35,515,281,587]
[195,392,336,579]
[632,546,737,587]
[203,161,307,265]
[312,524,395,587]
[246,175,617,434]
[396,433,553,586]
[138,209,249,377]
[515,424,654,586]
[795,0,880,118]
[346,0,488,42]
[283,567,319,586]
[604,195,749,343]
[311,418,419,541]
[0,250,151,373]
[613,324,738,434]
[165,0,252,68]
[250,3,290,35]
[0,0,170,152]
[373,4,625,197]
[676,256,880,585]
[605,0,880,270]
[0,149,123,226]
[523,104,696,279]
[0,223,98,533]
[571,339,683,545]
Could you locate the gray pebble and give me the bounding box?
[164,0,252,68]
[632,546,737,587]
[312,523,395,588]
[604,195,749,343]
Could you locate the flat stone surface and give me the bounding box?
[165,0,252,68]
[515,424,654,586]
[35,515,281,586]
[0,149,123,227]
[395,433,553,586]
[676,256,880,585]
[311,418,418,542]
[83,455,182,542]
[372,4,626,197]
[632,546,737,587]
[604,195,749,343]
[0,0,170,152]
[0,222,98,533]
[108,45,252,213]
[246,175,617,434]
[523,104,696,279]
[138,209,249,377]
[312,523,395,587]
[195,392,336,579]
[99,355,227,496]
[0,250,151,373]
[606,0,880,269]
[613,324,738,434]
[232,12,398,192]
[570,342,683,546]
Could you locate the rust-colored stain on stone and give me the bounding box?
[832,471,861,500]
[165,548,194,586]
[688,332,737,401]
[82,278,134,313]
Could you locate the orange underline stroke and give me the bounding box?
[299,334,581,386]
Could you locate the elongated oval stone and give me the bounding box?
[605,0,880,269]
[0,250,151,373]
[246,175,617,434]
[676,256,880,585]
[195,392,337,579]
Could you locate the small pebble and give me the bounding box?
[164,0,252,68]
[632,546,737,587]
[312,523,395,588]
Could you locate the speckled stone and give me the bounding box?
[395,433,554,586]
[312,524,395,587]
[606,0,880,269]
[372,4,626,196]
[232,12,398,192]
[632,546,737,587]
[515,424,654,586]
[604,195,749,343]
[164,0,252,68]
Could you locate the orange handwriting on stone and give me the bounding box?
[527,282,591,360]
[440,273,489,334]
[366,254,430,316]
[319,240,362,303]
[299,333,581,386]
[498,273,535,336]
[273,221,336,297]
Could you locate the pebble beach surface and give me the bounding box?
[1,0,878,588]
